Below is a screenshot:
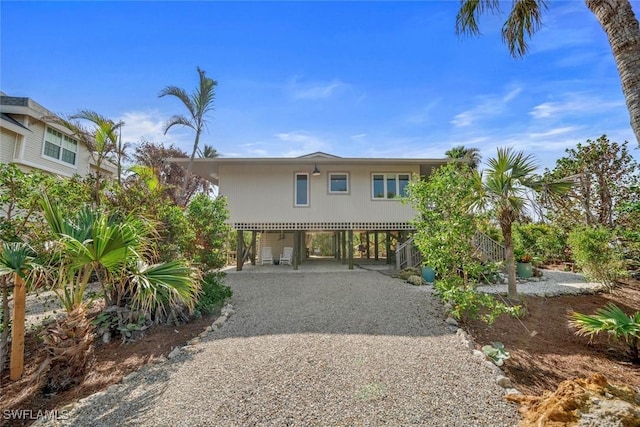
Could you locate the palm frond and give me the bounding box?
[0,242,37,279]
[128,260,199,315]
[163,114,196,134]
[456,0,502,37]
[159,86,196,118]
[570,303,640,343]
[502,0,548,57]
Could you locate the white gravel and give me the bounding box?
[477,270,604,296]
[47,270,520,427]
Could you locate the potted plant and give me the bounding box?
[516,252,533,279]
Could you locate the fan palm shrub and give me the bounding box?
[570,303,640,362]
[38,193,200,389]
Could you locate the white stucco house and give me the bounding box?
[177,151,448,270]
[0,93,116,178]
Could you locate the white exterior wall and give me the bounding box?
[0,127,17,164]
[220,162,420,225]
[259,232,296,260]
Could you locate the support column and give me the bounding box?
[374,232,379,261]
[341,231,347,264]
[348,230,354,270]
[293,231,299,270]
[250,231,257,265]
[236,230,244,271]
[385,231,391,265]
[366,231,371,259]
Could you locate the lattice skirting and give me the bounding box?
[232,222,416,231]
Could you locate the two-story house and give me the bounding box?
[0,93,116,178]
[176,152,447,270]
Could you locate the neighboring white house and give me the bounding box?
[0,92,116,178]
[175,152,448,270]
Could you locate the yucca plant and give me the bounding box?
[569,303,640,362]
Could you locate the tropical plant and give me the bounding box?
[455,0,640,143]
[199,144,220,159]
[160,67,218,206]
[0,242,39,380]
[482,341,511,366]
[543,136,640,229]
[186,194,230,270]
[472,147,572,298]
[408,162,518,323]
[445,145,482,169]
[568,225,627,291]
[132,139,211,204]
[570,303,640,362]
[195,272,232,316]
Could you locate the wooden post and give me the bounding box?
[236,230,244,271]
[385,231,391,265]
[366,231,370,259]
[336,232,341,260]
[10,274,26,380]
[374,232,379,261]
[250,231,257,265]
[348,230,354,270]
[341,231,347,264]
[293,231,299,270]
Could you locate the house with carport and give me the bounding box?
[176,151,449,270]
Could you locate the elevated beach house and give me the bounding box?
[175,152,448,270]
[0,93,116,178]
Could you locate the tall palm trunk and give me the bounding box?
[180,130,201,207]
[502,222,518,300]
[586,0,640,142]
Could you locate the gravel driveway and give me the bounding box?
[52,270,519,426]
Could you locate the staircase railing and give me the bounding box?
[472,231,505,262]
[395,237,422,270]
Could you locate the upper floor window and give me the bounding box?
[43,127,77,166]
[372,173,410,199]
[295,173,309,207]
[328,172,349,194]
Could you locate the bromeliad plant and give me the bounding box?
[569,303,640,362]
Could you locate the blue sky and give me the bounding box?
[1,1,637,171]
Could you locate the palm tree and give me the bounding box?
[199,144,220,159]
[160,67,217,206]
[70,110,124,204]
[472,147,571,299]
[445,145,482,169]
[455,0,640,144]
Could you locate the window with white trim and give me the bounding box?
[295,173,309,206]
[43,127,78,166]
[372,173,410,199]
[328,172,349,194]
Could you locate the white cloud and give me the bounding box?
[529,96,625,119]
[117,110,193,152]
[288,77,348,100]
[275,130,329,157]
[450,86,522,128]
[351,133,367,140]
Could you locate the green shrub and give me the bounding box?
[568,226,627,290]
[196,272,232,315]
[435,277,520,324]
[513,223,568,264]
[398,267,421,280]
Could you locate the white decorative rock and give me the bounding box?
[445,317,459,326]
[213,316,227,327]
[167,347,181,359]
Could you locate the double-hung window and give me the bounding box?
[294,173,309,207]
[372,173,410,199]
[43,127,78,166]
[328,172,349,194]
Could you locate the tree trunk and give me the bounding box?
[586,0,640,144]
[179,130,201,207]
[502,224,518,299]
[9,274,26,380]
